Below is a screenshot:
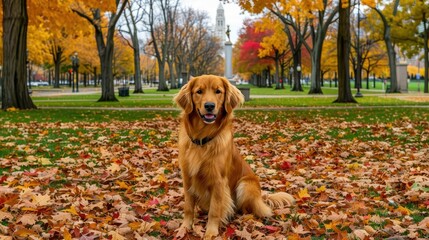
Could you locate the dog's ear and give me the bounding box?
[174,78,194,114]
[222,77,244,113]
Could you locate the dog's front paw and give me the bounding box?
[175,224,191,239]
[203,226,219,239]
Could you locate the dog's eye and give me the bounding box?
[196,89,203,94]
[215,89,222,94]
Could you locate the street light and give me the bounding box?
[289,67,293,86]
[296,64,301,85]
[71,52,79,93]
[26,50,32,89]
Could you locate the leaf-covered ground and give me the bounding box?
[1,111,429,239]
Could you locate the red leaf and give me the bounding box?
[346,193,353,201]
[265,225,279,233]
[142,215,152,222]
[280,161,292,170]
[225,226,235,238]
[148,198,159,206]
[0,175,7,184]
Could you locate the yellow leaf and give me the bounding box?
[62,205,78,215]
[6,107,18,112]
[316,185,326,193]
[38,157,51,165]
[154,174,167,183]
[21,207,38,212]
[63,229,72,240]
[341,0,350,8]
[14,227,37,237]
[128,222,141,230]
[361,0,376,8]
[298,188,311,200]
[347,163,360,170]
[116,181,130,189]
[396,206,411,215]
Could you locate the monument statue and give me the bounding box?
[225,25,231,42]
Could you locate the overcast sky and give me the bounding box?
[180,0,253,43]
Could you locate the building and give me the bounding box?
[215,3,226,43]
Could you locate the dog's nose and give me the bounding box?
[204,102,215,112]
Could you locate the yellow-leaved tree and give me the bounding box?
[256,17,290,89]
[72,0,129,101]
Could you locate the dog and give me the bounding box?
[174,75,295,239]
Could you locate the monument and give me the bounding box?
[225,25,233,80]
[396,62,408,92]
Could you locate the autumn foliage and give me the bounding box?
[0,109,428,239]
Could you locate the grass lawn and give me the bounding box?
[0,89,429,239]
[27,84,429,108]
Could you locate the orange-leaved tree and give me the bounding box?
[71,0,129,101]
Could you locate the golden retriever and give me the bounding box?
[174,75,295,239]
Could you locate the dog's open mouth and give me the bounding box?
[200,112,217,124]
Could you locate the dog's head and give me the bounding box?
[174,75,244,124]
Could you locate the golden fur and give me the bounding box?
[174,75,295,239]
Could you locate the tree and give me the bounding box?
[72,0,129,101]
[144,0,179,91]
[368,0,400,93]
[257,17,290,89]
[119,0,145,93]
[28,0,90,89]
[236,19,272,87]
[1,0,37,110]
[396,0,429,93]
[334,0,357,103]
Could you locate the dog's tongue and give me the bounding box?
[205,114,215,119]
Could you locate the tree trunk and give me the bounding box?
[133,34,144,93]
[1,0,36,110]
[384,26,399,93]
[51,45,63,88]
[308,41,323,94]
[157,62,168,91]
[334,0,357,103]
[99,27,118,102]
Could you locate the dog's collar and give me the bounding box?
[190,136,213,146]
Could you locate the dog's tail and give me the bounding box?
[265,192,296,208]
[236,177,295,218]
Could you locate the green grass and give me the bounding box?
[0,109,178,123]
[27,84,429,109]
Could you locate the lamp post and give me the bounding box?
[27,50,32,89]
[71,52,79,93]
[296,64,301,86]
[289,67,293,87]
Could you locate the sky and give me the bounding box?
[180,0,253,43]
